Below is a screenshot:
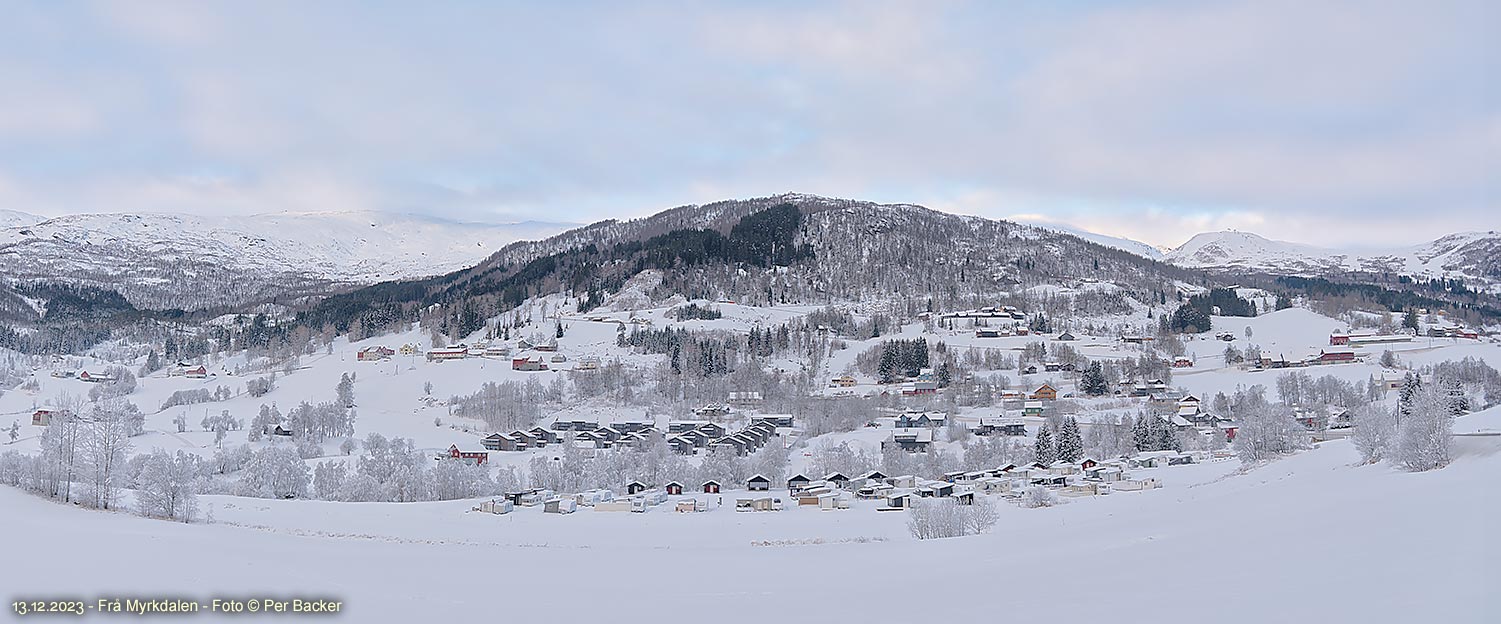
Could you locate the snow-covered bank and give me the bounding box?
[4,421,1495,623]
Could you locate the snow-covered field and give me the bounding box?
[2,298,1498,622]
[4,409,1496,622]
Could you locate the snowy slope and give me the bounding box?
[0,211,573,311]
[2,417,1495,622]
[0,209,40,228]
[1013,218,1166,260]
[1165,230,1501,289]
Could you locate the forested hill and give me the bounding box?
[298,193,1209,340]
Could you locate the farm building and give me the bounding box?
[31,409,70,426]
[426,347,468,362]
[830,374,857,388]
[512,356,549,371]
[356,346,394,361]
[446,445,489,466]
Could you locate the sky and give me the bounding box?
[0,0,1495,248]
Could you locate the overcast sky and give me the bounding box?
[1,1,1495,248]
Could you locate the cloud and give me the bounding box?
[0,0,1491,244]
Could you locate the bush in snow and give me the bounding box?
[246,374,276,397]
[907,496,1000,539]
[1020,486,1058,509]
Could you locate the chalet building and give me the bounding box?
[1329,332,1350,346]
[702,480,722,494]
[830,374,857,388]
[747,474,771,491]
[823,473,850,489]
[895,412,946,429]
[447,445,489,466]
[751,415,794,428]
[1172,356,1194,368]
[271,425,294,437]
[973,418,1027,437]
[626,481,649,496]
[728,391,763,407]
[610,420,654,434]
[1057,331,1077,341]
[426,347,468,362]
[695,404,731,418]
[512,356,548,371]
[667,436,696,456]
[356,346,394,361]
[1022,365,1039,375]
[482,433,524,452]
[787,474,811,492]
[975,329,1004,338]
[1031,384,1058,401]
[1023,401,1044,417]
[1043,362,1062,373]
[31,408,71,426]
[883,429,934,453]
[665,481,684,496]
[77,371,114,383]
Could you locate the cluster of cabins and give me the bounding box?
[940,305,1027,321]
[667,415,793,456]
[469,452,1213,520]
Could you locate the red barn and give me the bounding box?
[447,445,489,466]
[702,480,721,494]
[1329,333,1350,346]
[1315,349,1356,364]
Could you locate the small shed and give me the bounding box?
[626,480,649,495]
[702,480,722,494]
[787,474,811,492]
[747,474,771,491]
[665,481,684,496]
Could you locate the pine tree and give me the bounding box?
[1080,361,1108,396]
[1402,309,1420,333]
[1034,425,1057,465]
[1056,417,1083,462]
[336,373,355,408]
[1133,415,1152,452]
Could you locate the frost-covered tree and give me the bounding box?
[1232,400,1308,465]
[1396,384,1453,472]
[7,421,18,444]
[134,450,200,522]
[1351,403,1397,465]
[336,373,355,408]
[238,446,311,499]
[1056,417,1083,463]
[1034,425,1057,465]
[79,401,134,510]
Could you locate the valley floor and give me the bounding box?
[4,412,1497,623]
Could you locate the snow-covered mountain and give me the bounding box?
[0,209,40,229]
[0,211,573,313]
[1165,230,1501,291]
[1011,218,1166,260]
